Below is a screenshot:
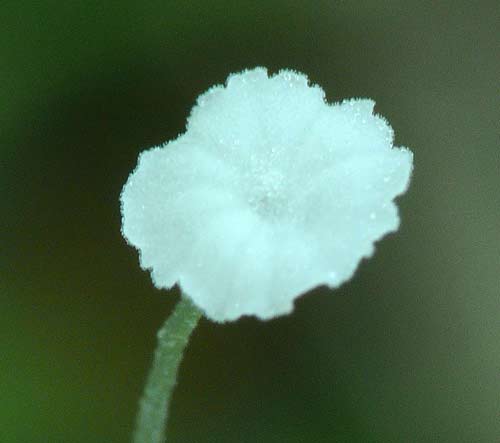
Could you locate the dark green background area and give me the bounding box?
[2,1,499,442]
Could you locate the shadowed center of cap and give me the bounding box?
[247,168,290,220]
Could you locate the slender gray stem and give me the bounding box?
[133,295,203,443]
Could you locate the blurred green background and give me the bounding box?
[2,1,499,442]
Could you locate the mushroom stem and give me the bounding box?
[133,295,202,443]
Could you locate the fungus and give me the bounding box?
[121,67,413,322]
